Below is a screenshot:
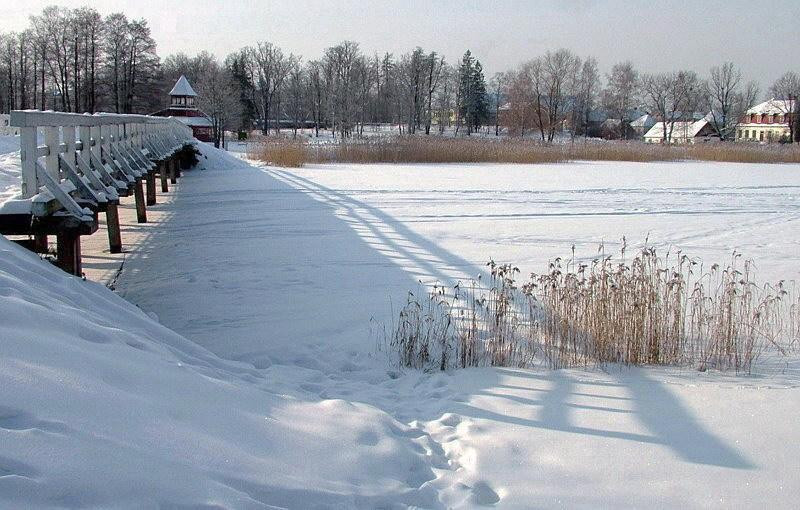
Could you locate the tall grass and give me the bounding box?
[247,138,308,167]
[248,136,800,166]
[388,244,798,373]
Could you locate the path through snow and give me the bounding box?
[115,146,800,508]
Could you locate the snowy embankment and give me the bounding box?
[2,142,800,508]
[0,236,448,508]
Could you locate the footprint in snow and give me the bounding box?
[470,481,501,506]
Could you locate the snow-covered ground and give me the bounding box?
[0,135,21,206]
[2,142,800,508]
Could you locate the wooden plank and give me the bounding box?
[35,161,92,219]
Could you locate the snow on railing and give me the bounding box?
[9,111,192,215]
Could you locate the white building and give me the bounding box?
[643,118,718,144]
[735,99,795,143]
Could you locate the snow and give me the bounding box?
[0,138,22,206]
[168,75,198,97]
[176,115,213,127]
[643,119,711,141]
[2,143,800,508]
[747,98,795,115]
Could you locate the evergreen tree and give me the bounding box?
[457,51,488,134]
[225,52,257,131]
[458,50,475,134]
[471,60,488,132]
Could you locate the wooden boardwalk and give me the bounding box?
[80,179,181,286]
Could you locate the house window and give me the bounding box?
[737,130,742,139]
[759,131,764,141]
[744,130,749,138]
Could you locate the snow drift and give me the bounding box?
[0,236,444,509]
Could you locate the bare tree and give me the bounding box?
[285,60,306,137]
[434,63,456,134]
[574,57,600,139]
[502,65,535,137]
[323,41,362,138]
[248,42,297,135]
[641,71,698,143]
[196,60,242,148]
[769,71,800,142]
[700,62,759,141]
[489,72,507,136]
[602,61,639,139]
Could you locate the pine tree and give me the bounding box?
[471,60,489,133]
[458,50,475,134]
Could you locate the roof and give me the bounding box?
[630,114,656,128]
[643,119,712,140]
[176,116,213,127]
[169,75,197,97]
[746,98,795,115]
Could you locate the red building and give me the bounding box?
[152,75,213,142]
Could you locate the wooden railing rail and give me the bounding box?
[1,110,194,275]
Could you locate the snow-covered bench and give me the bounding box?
[0,111,193,275]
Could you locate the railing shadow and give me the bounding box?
[265,165,755,470]
[115,150,755,471]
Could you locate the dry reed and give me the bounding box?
[389,243,798,374]
[247,138,308,167]
[249,136,800,166]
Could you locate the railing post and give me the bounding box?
[56,230,81,276]
[169,158,177,184]
[83,123,122,254]
[20,126,38,198]
[63,125,77,170]
[44,126,60,182]
[159,160,169,192]
[142,123,157,205]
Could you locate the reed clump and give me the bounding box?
[248,137,308,167]
[248,135,800,165]
[308,137,800,165]
[389,243,798,373]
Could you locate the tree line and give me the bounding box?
[0,6,161,114]
[155,40,495,146]
[2,5,798,146]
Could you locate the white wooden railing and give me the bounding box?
[9,111,192,218]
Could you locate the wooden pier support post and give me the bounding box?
[146,171,157,205]
[159,161,169,192]
[169,159,177,184]
[56,231,82,276]
[134,177,147,223]
[106,202,123,253]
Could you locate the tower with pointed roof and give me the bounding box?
[169,75,198,109]
[152,75,213,142]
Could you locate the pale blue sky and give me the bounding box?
[5,1,799,90]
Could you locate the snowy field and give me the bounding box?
[2,142,800,508]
